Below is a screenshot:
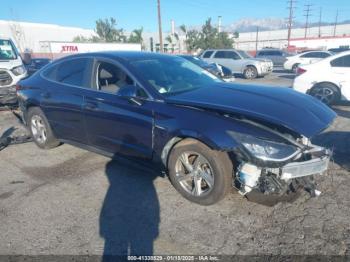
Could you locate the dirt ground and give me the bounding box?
[0,76,349,257]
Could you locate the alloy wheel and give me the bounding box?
[174,151,215,197]
[313,87,335,105]
[31,115,47,144]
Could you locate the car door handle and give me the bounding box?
[84,101,98,110]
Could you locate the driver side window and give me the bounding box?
[96,61,134,94]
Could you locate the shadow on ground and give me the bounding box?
[278,74,295,80]
[100,158,162,260]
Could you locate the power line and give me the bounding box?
[286,0,297,48]
[303,4,313,38]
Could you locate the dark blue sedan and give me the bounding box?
[17,52,336,205]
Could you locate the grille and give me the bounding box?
[0,70,12,87]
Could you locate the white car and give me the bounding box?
[284,51,332,72]
[0,38,27,104]
[293,50,350,105]
[200,49,273,79]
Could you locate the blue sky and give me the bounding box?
[1,0,349,32]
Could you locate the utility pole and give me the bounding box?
[218,16,222,33]
[157,0,163,52]
[287,0,296,48]
[255,26,259,53]
[333,9,338,37]
[303,4,313,39]
[318,7,322,37]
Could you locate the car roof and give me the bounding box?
[54,51,179,63]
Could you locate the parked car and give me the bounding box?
[328,47,349,54]
[200,49,273,79]
[284,51,332,72]
[293,50,350,105]
[0,38,27,105]
[256,49,293,67]
[17,52,335,205]
[25,58,52,76]
[179,55,235,82]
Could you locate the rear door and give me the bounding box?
[330,54,350,100]
[40,57,93,144]
[83,58,154,159]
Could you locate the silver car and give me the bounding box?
[200,49,273,79]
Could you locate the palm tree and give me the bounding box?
[179,24,187,52]
[165,35,173,53]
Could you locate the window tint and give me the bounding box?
[331,55,350,67]
[203,51,214,58]
[300,52,329,58]
[214,51,240,59]
[43,58,90,87]
[97,62,135,94]
[268,51,282,56]
[257,51,266,56]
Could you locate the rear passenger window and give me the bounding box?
[43,58,90,87]
[331,55,350,67]
[203,51,214,58]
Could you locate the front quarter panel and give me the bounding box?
[152,101,286,164]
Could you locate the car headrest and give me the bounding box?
[99,68,113,79]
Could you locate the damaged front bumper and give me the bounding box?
[235,145,331,197]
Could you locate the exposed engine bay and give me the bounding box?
[234,141,330,201]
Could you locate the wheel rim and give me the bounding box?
[245,68,255,79]
[174,151,214,197]
[31,115,47,144]
[313,87,334,104]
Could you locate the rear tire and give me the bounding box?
[168,139,233,205]
[309,83,340,106]
[27,107,60,149]
[243,66,258,79]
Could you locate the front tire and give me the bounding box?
[243,66,258,79]
[309,83,340,105]
[168,139,233,205]
[27,107,60,149]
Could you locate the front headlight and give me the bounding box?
[11,65,27,76]
[229,132,300,162]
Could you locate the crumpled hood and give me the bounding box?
[166,83,337,138]
[0,58,23,70]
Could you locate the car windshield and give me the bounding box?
[237,50,252,59]
[0,40,18,60]
[130,56,221,96]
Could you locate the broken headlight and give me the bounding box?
[11,65,27,76]
[232,132,300,162]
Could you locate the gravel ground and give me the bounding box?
[0,73,349,257]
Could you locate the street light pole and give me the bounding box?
[157,0,164,52]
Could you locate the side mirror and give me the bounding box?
[117,85,143,106]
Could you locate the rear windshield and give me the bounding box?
[0,40,18,60]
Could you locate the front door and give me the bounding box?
[83,59,154,159]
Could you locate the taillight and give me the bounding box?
[296,67,307,75]
[15,84,21,91]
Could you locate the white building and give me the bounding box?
[235,23,350,51]
[0,20,96,54]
